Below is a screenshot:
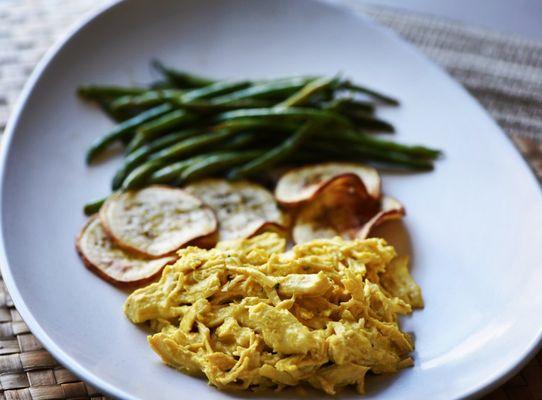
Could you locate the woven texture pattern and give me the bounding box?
[0,1,541,399]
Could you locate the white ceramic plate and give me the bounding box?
[1,0,541,399]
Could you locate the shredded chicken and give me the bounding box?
[124,233,423,395]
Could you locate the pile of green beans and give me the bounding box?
[79,60,441,214]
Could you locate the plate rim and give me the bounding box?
[0,0,540,399]
[0,2,135,398]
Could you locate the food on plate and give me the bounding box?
[76,217,175,286]
[78,61,440,210]
[292,173,404,244]
[185,179,286,241]
[100,185,217,257]
[124,233,422,394]
[83,197,106,216]
[356,196,406,239]
[272,161,404,244]
[74,63,430,394]
[76,162,407,286]
[380,255,423,309]
[274,161,381,206]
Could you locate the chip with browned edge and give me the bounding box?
[186,179,286,241]
[76,216,175,287]
[292,175,404,244]
[275,162,381,206]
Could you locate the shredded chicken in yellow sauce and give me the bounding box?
[124,233,422,394]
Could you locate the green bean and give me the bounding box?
[122,129,234,189]
[180,150,265,183]
[81,70,442,190]
[150,133,266,185]
[173,99,275,112]
[152,60,215,88]
[227,121,320,180]
[126,109,199,152]
[215,118,300,133]
[121,119,295,188]
[111,128,201,190]
[78,85,146,102]
[111,89,184,110]
[122,159,165,189]
[83,197,106,216]
[114,90,273,112]
[217,107,351,127]
[348,115,395,132]
[311,87,336,103]
[150,157,205,184]
[324,97,375,114]
[95,100,134,123]
[257,75,317,85]
[321,97,393,132]
[276,76,339,108]
[210,77,315,104]
[220,131,262,150]
[148,129,235,162]
[341,81,399,106]
[334,130,441,159]
[306,140,433,170]
[307,141,434,170]
[86,103,174,163]
[181,80,251,102]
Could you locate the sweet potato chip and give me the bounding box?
[292,175,404,244]
[185,179,287,241]
[275,162,381,206]
[100,185,217,257]
[76,217,174,286]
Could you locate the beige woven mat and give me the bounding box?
[0,1,541,399]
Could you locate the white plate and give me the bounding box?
[1,0,541,399]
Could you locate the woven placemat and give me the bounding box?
[0,1,541,399]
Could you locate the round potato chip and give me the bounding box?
[275,162,381,206]
[100,185,217,257]
[76,216,175,286]
[356,196,406,239]
[292,175,404,244]
[185,179,286,241]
